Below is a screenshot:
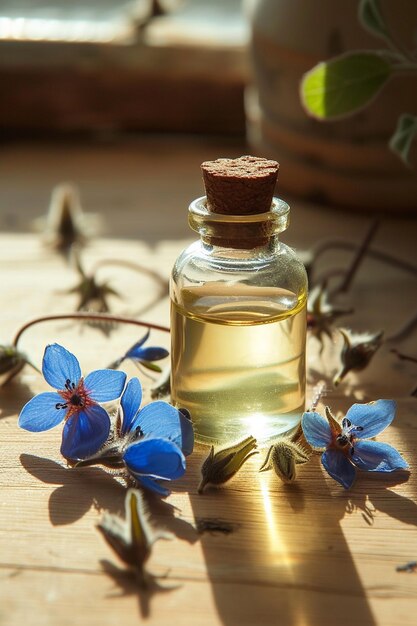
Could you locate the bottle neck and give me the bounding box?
[188,196,290,250]
[200,233,280,253]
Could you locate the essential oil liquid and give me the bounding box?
[170,284,306,445]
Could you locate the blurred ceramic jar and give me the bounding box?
[244,0,417,212]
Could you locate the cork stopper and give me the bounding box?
[201,155,279,215]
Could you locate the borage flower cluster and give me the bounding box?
[19,343,193,496]
[78,377,193,495]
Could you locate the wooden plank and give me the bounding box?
[0,140,416,625]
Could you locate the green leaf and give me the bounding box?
[389,114,417,167]
[300,52,391,120]
[139,359,162,373]
[358,0,389,41]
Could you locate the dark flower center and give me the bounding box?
[336,434,351,448]
[334,417,364,455]
[56,378,93,418]
[70,393,83,406]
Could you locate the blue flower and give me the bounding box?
[117,377,193,495]
[302,400,408,489]
[110,330,169,372]
[77,377,194,496]
[19,343,126,460]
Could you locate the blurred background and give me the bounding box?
[1,0,416,242]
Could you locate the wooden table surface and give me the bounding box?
[0,138,417,626]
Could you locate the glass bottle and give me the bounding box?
[170,174,307,446]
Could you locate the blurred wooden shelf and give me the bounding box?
[0,3,248,135]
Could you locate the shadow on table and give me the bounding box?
[98,558,180,619]
[19,428,415,626]
[19,454,201,541]
[177,443,414,626]
[19,452,199,619]
[20,454,126,524]
[0,379,34,419]
[345,474,416,527]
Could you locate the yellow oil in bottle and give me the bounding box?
[170,284,306,445]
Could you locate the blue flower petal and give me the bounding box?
[132,474,170,497]
[301,411,331,449]
[322,449,356,489]
[345,400,396,438]
[130,401,183,445]
[120,377,142,436]
[42,344,81,390]
[18,392,65,432]
[60,404,110,459]
[124,438,186,480]
[84,369,126,402]
[351,440,409,472]
[128,346,169,362]
[125,330,150,357]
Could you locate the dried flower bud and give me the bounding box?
[307,284,353,351]
[0,345,36,386]
[196,518,237,535]
[396,561,417,573]
[35,183,99,252]
[334,329,384,386]
[97,489,171,587]
[198,436,258,494]
[259,439,310,483]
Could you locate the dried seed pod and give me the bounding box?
[98,489,171,587]
[198,436,258,494]
[259,439,310,483]
[0,344,38,386]
[334,329,384,386]
[35,183,99,252]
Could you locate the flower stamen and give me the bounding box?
[336,417,364,454]
[55,402,68,410]
[58,378,93,418]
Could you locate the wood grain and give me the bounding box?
[0,140,416,626]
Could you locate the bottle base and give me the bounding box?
[185,406,304,448]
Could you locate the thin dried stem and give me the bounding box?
[330,219,380,295]
[312,268,346,287]
[91,258,168,291]
[390,349,417,365]
[311,239,417,283]
[13,313,170,348]
[386,309,417,342]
